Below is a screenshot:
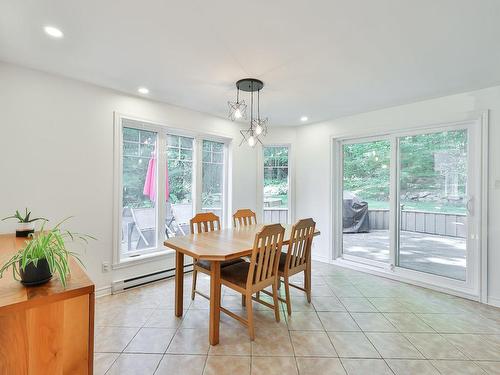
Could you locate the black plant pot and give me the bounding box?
[19,258,53,286]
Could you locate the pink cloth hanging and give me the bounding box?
[143,153,169,201]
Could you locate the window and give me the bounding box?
[335,119,485,296]
[202,140,225,221]
[262,145,289,223]
[116,116,229,262]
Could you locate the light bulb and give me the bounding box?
[234,108,242,119]
[255,124,263,135]
[247,136,256,147]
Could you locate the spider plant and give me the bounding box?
[0,218,95,287]
[2,208,47,223]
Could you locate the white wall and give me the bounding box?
[0,62,257,293]
[294,86,500,306]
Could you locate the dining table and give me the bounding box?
[163,223,320,345]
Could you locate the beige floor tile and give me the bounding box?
[383,313,434,332]
[284,296,316,312]
[318,312,360,331]
[327,332,380,358]
[94,353,119,375]
[252,328,294,356]
[290,331,337,357]
[329,285,364,298]
[340,297,378,312]
[94,326,139,352]
[365,333,423,359]
[386,359,440,375]
[431,360,487,374]
[167,329,210,355]
[296,357,346,375]
[251,356,298,375]
[404,333,466,359]
[351,313,397,332]
[155,354,206,375]
[443,334,500,361]
[144,309,183,328]
[124,327,175,353]
[203,355,250,375]
[311,285,336,297]
[312,296,346,312]
[208,325,251,356]
[106,353,162,375]
[181,309,210,329]
[368,298,412,312]
[105,307,155,327]
[476,361,500,374]
[341,359,393,375]
[286,311,324,330]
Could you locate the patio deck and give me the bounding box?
[343,230,466,280]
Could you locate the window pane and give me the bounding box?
[263,146,289,223]
[398,130,467,280]
[342,140,391,263]
[202,140,225,221]
[122,127,158,254]
[167,135,194,236]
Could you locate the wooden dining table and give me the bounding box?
[164,223,320,345]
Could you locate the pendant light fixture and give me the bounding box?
[228,78,268,147]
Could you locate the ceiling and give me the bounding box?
[1,0,500,126]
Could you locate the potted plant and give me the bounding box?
[2,208,47,237]
[0,218,94,287]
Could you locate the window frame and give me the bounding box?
[113,113,231,266]
[257,143,293,224]
[331,113,489,301]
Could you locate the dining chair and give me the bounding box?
[218,223,285,340]
[274,218,316,315]
[233,208,257,227]
[190,212,245,300]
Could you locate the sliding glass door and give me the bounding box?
[339,122,481,291]
[398,129,468,280]
[342,140,391,263]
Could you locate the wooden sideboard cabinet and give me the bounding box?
[0,234,95,374]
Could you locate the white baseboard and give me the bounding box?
[488,295,500,308]
[95,285,112,298]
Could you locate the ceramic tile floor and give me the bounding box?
[94,261,500,375]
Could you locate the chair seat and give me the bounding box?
[221,261,251,288]
[195,258,245,271]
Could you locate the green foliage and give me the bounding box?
[0,218,95,288]
[343,130,468,213]
[2,208,47,223]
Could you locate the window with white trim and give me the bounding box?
[262,145,290,224]
[116,116,229,262]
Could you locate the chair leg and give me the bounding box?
[191,269,198,300]
[245,293,255,341]
[284,277,292,316]
[241,294,246,307]
[271,282,280,322]
[305,268,312,303]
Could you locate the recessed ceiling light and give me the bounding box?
[44,26,64,38]
[138,87,149,94]
[300,116,308,122]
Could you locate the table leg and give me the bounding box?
[175,252,184,317]
[209,261,221,345]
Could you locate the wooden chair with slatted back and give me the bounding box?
[218,223,285,340]
[233,209,257,227]
[190,212,245,300]
[273,218,316,315]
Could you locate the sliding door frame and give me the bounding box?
[331,111,489,302]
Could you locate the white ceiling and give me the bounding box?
[1,0,500,126]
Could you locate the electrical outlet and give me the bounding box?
[102,261,110,272]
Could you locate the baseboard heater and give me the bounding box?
[111,263,194,294]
